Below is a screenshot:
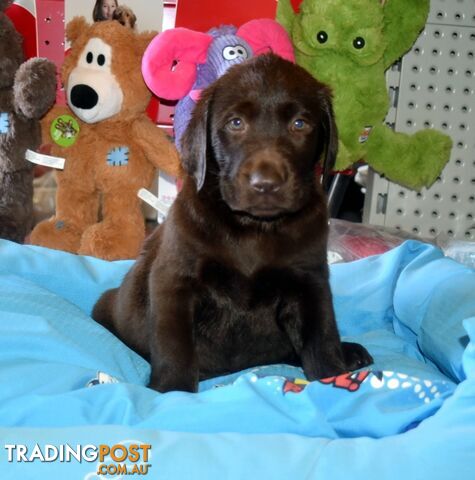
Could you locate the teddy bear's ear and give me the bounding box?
[66,16,89,45]
[136,30,158,57]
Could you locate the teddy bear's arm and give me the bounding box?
[275,0,295,35]
[132,117,183,178]
[13,58,57,120]
[382,0,430,69]
[39,104,79,148]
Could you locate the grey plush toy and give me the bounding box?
[0,0,56,242]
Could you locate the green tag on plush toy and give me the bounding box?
[50,114,80,147]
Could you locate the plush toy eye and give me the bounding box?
[86,52,93,64]
[316,31,328,44]
[353,37,366,49]
[223,45,249,61]
[236,47,248,58]
[97,54,106,66]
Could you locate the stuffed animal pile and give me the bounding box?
[141,18,295,149]
[277,0,453,190]
[30,17,182,260]
[0,0,56,243]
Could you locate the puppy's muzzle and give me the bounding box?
[243,148,288,193]
[231,151,293,217]
[248,168,286,194]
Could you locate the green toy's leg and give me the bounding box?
[78,188,146,260]
[365,124,452,190]
[334,139,360,172]
[30,182,99,253]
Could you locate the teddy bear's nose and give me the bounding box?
[70,84,99,110]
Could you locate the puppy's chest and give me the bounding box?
[198,254,286,308]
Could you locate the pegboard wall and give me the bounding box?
[364,0,475,241]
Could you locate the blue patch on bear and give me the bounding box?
[0,112,10,134]
[107,146,129,167]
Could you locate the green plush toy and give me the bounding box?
[277,0,452,190]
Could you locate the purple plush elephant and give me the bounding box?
[142,19,295,150]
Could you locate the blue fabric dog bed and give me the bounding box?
[0,239,474,478]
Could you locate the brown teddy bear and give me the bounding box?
[0,0,56,243]
[30,17,181,260]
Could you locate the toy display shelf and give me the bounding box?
[364,0,475,242]
[7,1,64,103]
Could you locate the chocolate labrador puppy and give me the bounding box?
[93,54,372,393]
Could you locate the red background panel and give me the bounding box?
[5,3,37,59]
[175,0,277,31]
[291,0,302,12]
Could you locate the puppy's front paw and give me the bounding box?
[301,347,347,381]
[342,342,373,371]
[148,368,198,394]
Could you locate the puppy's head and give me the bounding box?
[180,54,337,220]
[112,6,137,29]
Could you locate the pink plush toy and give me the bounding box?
[142,18,295,148]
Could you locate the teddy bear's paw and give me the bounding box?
[0,215,29,244]
[79,222,144,260]
[14,58,57,120]
[29,218,83,253]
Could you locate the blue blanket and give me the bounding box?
[0,239,474,479]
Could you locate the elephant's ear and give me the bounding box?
[136,30,158,57]
[141,28,213,101]
[238,18,295,63]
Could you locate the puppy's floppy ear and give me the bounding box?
[317,86,338,185]
[179,90,211,191]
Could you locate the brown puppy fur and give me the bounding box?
[112,6,136,29]
[93,54,373,392]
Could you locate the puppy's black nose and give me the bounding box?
[249,171,284,193]
[70,84,99,110]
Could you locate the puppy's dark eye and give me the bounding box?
[97,54,106,66]
[226,118,245,131]
[290,118,310,133]
[353,37,366,49]
[86,52,93,64]
[316,31,328,44]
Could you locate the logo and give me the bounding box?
[4,442,152,477]
[50,114,80,147]
[358,125,373,144]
